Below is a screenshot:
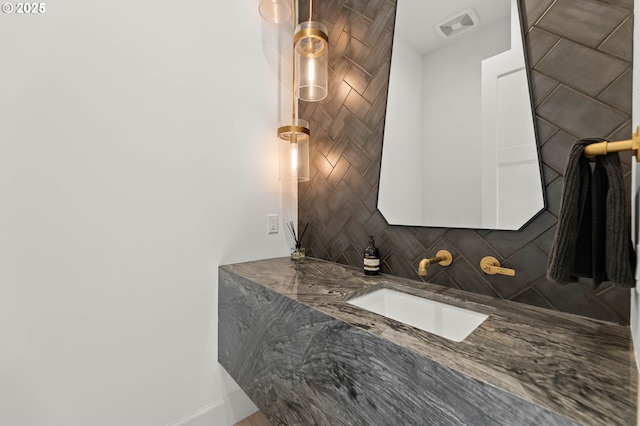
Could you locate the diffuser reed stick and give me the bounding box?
[287,221,308,249]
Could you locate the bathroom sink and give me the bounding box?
[347,288,489,342]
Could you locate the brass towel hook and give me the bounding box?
[480,256,515,276]
[583,126,640,160]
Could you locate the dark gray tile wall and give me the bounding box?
[298,0,633,324]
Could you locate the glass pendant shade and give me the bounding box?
[294,21,329,102]
[278,119,310,181]
[258,0,291,23]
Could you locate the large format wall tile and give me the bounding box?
[298,0,633,324]
[535,39,628,96]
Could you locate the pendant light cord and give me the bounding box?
[291,0,297,121]
[309,0,312,21]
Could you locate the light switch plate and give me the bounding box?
[268,214,279,234]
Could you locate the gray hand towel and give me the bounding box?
[547,139,635,288]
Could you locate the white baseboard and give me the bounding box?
[166,389,258,426]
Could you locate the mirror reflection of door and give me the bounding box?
[378,0,545,230]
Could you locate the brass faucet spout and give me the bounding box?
[418,250,453,277]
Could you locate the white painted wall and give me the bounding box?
[379,36,424,225]
[629,3,639,423]
[421,20,509,226]
[631,0,640,389]
[0,1,289,425]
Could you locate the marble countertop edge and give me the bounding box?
[220,256,638,425]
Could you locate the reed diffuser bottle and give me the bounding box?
[363,236,380,275]
[287,221,308,262]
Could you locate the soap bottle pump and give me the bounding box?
[363,236,380,275]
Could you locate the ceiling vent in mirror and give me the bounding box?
[435,8,479,39]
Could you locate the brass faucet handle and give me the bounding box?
[480,256,515,276]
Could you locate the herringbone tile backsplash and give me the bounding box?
[298,0,633,324]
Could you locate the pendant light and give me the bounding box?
[278,119,310,181]
[278,0,310,181]
[294,0,328,102]
[258,0,291,23]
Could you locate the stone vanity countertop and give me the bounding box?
[221,257,638,425]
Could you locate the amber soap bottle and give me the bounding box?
[363,236,380,275]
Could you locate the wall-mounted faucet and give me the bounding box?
[418,250,453,277]
[480,256,516,276]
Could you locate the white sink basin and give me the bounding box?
[347,288,489,342]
